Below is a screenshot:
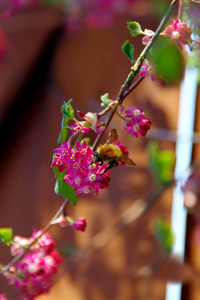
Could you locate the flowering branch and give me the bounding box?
[92,0,178,151]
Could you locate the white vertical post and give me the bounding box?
[165,67,198,300]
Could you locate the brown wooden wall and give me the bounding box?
[0,5,199,300]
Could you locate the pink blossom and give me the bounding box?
[139,59,165,86]
[52,141,111,195]
[4,230,62,300]
[70,122,90,134]
[78,111,105,133]
[161,17,192,50]
[70,217,87,232]
[0,294,9,300]
[52,215,87,232]
[142,29,155,45]
[124,106,151,137]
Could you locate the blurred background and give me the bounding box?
[0,0,200,299]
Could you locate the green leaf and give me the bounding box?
[53,166,78,206]
[148,141,175,187]
[100,93,110,107]
[121,40,134,63]
[150,36,184,84]
[61,99,74,119]
[127,21,143,37]
[0,228,13,246]
[57,99,74,143]
[155,219,174,254]
[57,126,68,144]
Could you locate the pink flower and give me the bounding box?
[139,59,165,86]
[70,217,87,232]
[4,230,62,300]
[124,106,151,137]
[52,141,111,195]
[52,215,87,232]
[142,29,155,45]
[161,17,192,50]
[0,294,9,300]
[78,111,105,133]
[70,122,90,134]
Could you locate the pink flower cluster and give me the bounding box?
[161,17,192,50]
[52,141,111,195]
[4,229,62,300]
[124,106,151,137]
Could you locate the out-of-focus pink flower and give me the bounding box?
[124,106,151,137]
[78,111,105,134]
[65,0,136,31]
[4,230,62,300]
[0,29,9,60]
[142,29,155,45]
[181,168,200,209]
[52,141,111,195]
[0,294,9,300]
[139,59,165,86]
[161,17,192,50]
[70,122,90,134]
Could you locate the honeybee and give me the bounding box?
[92,129,135,173]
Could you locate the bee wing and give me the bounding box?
[121,155,136,165]
[105,129,119,145]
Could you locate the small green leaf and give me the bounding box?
[127,21,143,37]
[121,40,134,63]
[61,99,74,119]
[53,166,78,206]
[0,228,13,246]
[155,219,174,254]
[100,93,110,107]
[57,100,74,143]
